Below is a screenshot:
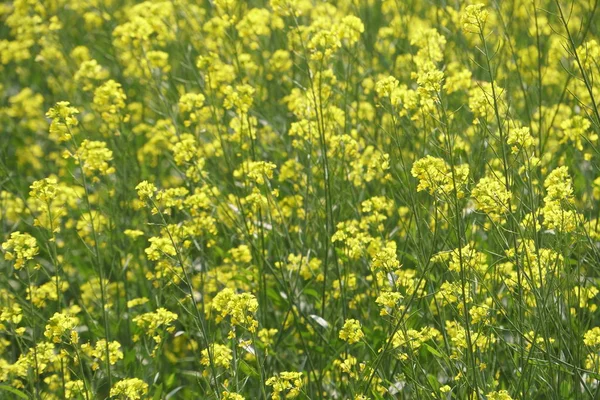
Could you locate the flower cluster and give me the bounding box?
[339,319,364,344]
[266,372,304,400]
[46,101,79,142]
[211,288,259,333]
[2,0,600,398]
[2,232,38,269]
[411,155,469,199]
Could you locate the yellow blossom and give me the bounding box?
[339,319,364,344]
[2,232,38,269]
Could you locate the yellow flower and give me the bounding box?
[109,378,148,400]
[375,291,403,316]
[541,167,579,232]
[269,50,293,74]
[65,380,86,399]
[236,8,274,40]
[80,339,123,371]
[461,4,489,33]
[376,76,400,100]
[127,297,149,308]
[133,308,178,356]
[44,312,78,343]
[222,392,245,400]
[0,191,26,224]
[123,229,144,239]
[178,93,206,127]
[27,280,69,308]
[93,79,128,134]
[74,139,116,177]
[417,68,444,98]
[233,160,277,185]
[135,180,157,200]
[46,101,79,142]
[371,240,400,272]
[308,29,341,61]
[486,390,513,400]
[212,288,259,332]
[560,115,593,151]
[411,155,469,199]
[133,308,178,334]
[507,126,535,154]
[171,134,201,166]
[29,177,59,203]
[266,372,303,400]
[145,236,177,261]
[201,343,232,368]
[339,319,364,344]
[338,15,364,45]
[471,175,511,224]
[223,84,255,113]
[584,327,600,347]
[74,59,109,91]
[0,303,23,325]
[2,231,38,269]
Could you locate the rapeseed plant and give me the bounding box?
[2,0,600,399]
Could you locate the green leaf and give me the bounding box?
[266,288,282,304]
[427,374,439,390]
[153,383,163,400]
[0,385,28,399]
[239,360,260,378]
[423,343,443,358]
[303,288,320,299]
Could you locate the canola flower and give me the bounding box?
[46,101,79,142]
[266,372,304,400]
[2,231,38,269]
[1,0,600,399]
[339,319,364,344]
[109,378,148,400]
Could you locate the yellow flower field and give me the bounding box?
[2,0,600,399]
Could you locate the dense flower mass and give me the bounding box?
[2,0,600,399]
